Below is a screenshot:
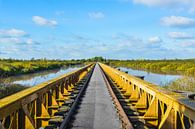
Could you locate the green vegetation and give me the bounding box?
[163,77,195,92]
[1,57,195,98]
[86,56,106,62]
[0,58,84,99]
[0,57,106,99]
[108,59,195,92]
[0,84,27,99]
[0,58,83,99]
[0,58,82,77]
[108,59,195,76]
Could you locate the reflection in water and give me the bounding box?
[1,65,82,87]
[0,65,183,88]
[119,67,182,86]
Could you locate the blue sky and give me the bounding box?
[0,0,195,59]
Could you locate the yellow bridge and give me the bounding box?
[0,63,194,129]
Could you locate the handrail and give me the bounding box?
[0,63,94,129]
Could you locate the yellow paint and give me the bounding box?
[0,63,94,129]
[99,63,195,128]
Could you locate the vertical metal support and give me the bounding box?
[18,108,25,129]
[160,108,177,129]
[47,92,52,115]
[144,97,158,127]
[129,86,139,101]
[122,79,128,91]
[58,83,65,106]
[72,75,76,86]
[55,85,59,100]
[124,82,133,96]
[135,92,147,109]
[36,97,50,127]
[67,80,73,92]
[22,104,35,129]
[35,98,42,128]
[60,82,64,95]
[8,112,17,129]
[51,91,58,115]
[12,113,17,129]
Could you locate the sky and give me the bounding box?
[0,0,195,59]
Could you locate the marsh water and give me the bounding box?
[118,67,182,86]
[0,65,83,87]
[0,65,189,88]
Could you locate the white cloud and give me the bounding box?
[0,28,40,45]
[26,38,34,44]
[180,40,195,47]
[148,36,162,43]
[132,0,195,13]
[0,28,27,37]
[88,12,105,19]
[0,37,21,43]
[133,0,190,7]
[161,16,195,28]
[23,38,40,45]
[168,32,193,39]
[32,16,58,26]
[0,37,39,45]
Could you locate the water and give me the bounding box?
[0,65,182,87]
[118,67,182,86]
[1,65,82,87]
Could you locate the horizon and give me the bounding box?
[0,0,195,59]
[1,56,195,61]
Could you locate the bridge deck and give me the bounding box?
[70,64,121,129]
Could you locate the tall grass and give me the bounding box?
[0,78,27,99]
[0,59,82,77]
[109,59,195,76]
[0,84,27,99]
[108,59,195,92]
[163,77,195,92]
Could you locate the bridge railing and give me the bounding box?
[99,63,195,129]
[0,64,94,129]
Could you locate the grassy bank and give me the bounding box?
[163,77,195,92]
[0,84,27,99]
[0,59,82,77]
[109,59,195,76]
[0,57,104,98]
[0,59,82,99]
